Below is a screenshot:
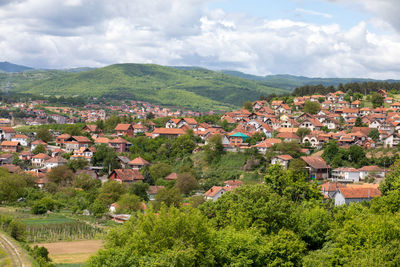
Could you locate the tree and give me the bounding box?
[146,112,155,119]
[155,187,182,208]
[68,158,89,172]
[296,128,311,141]
[0,169,28,202]
[289,158,307,173]
[129,182,150,201]
[97,180,127,205]
[355,116,366,127]
[304,101,321,114]
[171,132,196,158]
[46,165,74,186]
[371,93,384,108]
[243,101,253,112]
[9,219,26,241]
[74,173,101,191]
[116,194,143,214]
[204,134,225,163]
[322,140,340,164]
[93,144,120,173]
[87,206,215,266]
[32,144,46,155]
[368,128,379,142]
[175,173,198,195]
[149,163,172,181]
[90,199,107,217]
[36,128,52,142]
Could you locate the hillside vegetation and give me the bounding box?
[10,64,288,111]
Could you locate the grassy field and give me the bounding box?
[35,240,103,265]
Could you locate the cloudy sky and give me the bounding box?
[1,0,400,78]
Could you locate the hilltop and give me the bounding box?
[9,64,288,111]
[0,61,33,73]
[221,70,399,90]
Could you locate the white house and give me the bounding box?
[11,134,29,147]
[271,155,293,169]
[358,166,385,180]
[44,156,68,170]
[333,186,381,206]
[204,186,226,201]
[331,167,360,182]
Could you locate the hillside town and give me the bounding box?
[0,89,397,210]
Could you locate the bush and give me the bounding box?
[9,219,26,241]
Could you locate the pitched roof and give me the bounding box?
[204,186,225,197]
[45,156,68,163]
[32,140,47,145]
[32,153,51,160]
[358,165,384,172]
[110,169,144,181]
[56,133,71,139]
[183,118,198,125]
[114,124,132,131]
[224,180,243,187]
[94,137,110,144]
[277,155,293,161]
[72,136,91,143]
[83,125,98,132]
[152,128,186,135]
[128,157,150,166]
[1,141,19,146]
[276,132,299,139]
[109,137,128,144]
[0,127,15,133]
[147,185,165,195]
[13,134,28,139]
[320,182,346,192]
[165,172,178,180]
[301,156,329,169]
[338,187,381,199]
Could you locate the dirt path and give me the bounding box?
[0,232,31,267]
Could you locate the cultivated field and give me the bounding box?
[34,240,103,264]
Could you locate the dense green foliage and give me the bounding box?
[9,64,288,111]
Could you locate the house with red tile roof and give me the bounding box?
[151,128,185,138]
[271,155,293,169]
[11,134,29,146]
[165,172,178,181]
[128,157,150,170]
[109,137,131,153]
[204,186,226,202]
[333,186,381,206]
[301,156,330,180]
[31,153,51,167]
[115,124,134,137]
[44,156,68,170]
[1,141,20,152]
[31,139,47,151]
[109,169,144,183]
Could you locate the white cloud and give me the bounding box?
[1,0,400,79]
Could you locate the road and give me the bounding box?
[0,232,30,267]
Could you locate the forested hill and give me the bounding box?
[10,64,288,111]
[0,62,33,73]
[221,70,400,91]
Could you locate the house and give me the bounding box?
[70,147,93,162]
[65,141,80,152]
[44,156,68,170]
[94,137,110,145]
[276,132,299,142]
[31,140,47,151]
[331,167,360,182]
[117,156,131,169]
[358,165,385,180]
[19,151,33,161]
[109,169,144,183]
[82,124,100,134]
[31,153,51,167]
[147,185,165,201]
[0,154,14,165]
[320,182,346,198]
[71,136,91,148]
[109,137,131,153]
[132,123,147,134]
[227,132,249,147]
[0,127,15,141]
[333,186,381,206]
[11,134,29,146]
[178,118,198,129]
[1,141,20,152]
[271,155,293,169]
[56,134,71,147]
[301,156,330,180]
[224,180,243,189]
[151,128,186,138]
[115,124,134,137]
[165,172,178,181]
[128,157,150,170]
[165,118,182,128]
[204,186,227,201]
[299,118,323,131]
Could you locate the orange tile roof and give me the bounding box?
[339,187,381,199]
[114,124,132,131]
[129,157,150,165]
[1,141,19,146]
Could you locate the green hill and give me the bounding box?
[0,61,33,73]
[11,64,289,111]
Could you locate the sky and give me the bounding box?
[1,0,400,78]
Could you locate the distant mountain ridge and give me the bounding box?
[221,70,400,90]
[0,62,33,73]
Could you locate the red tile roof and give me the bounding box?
[301,156,329,169]
[128,157,150,166]
[1,141,19,146]
[110,169,144,181]
[165,172,178,180]
[339,187,381,199]
[152,128,185,135]
[114,124,132,131]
